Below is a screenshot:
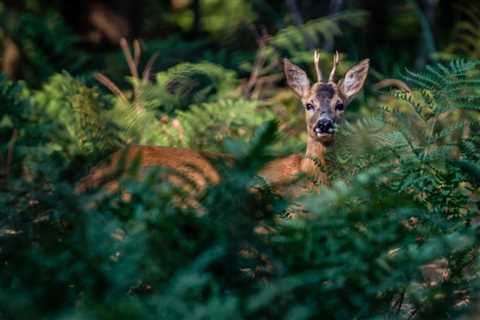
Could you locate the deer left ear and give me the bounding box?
[339,59,369,100]
[283,58,310,98]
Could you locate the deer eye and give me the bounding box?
[335,102,345,111]
[305,103,315,111]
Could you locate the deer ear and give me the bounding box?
[340,59,369,100]
[283,58,310,97]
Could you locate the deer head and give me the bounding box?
[284,51,369,145]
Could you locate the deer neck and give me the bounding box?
[305,136,332,164]
[302,136,333,184]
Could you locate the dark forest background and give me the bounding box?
[2,1,480,319]
[0,0,468,83]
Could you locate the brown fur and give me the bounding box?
[76,147,321,198]
[76,146,222,195]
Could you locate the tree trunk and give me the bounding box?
[285,0,316,49]
[192,0,202,35]
[415,0,437,68]
[323,0,344,51]
[2,37,21,80]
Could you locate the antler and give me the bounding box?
[328,51,340,82]
[313,50,323,82]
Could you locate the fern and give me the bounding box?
[449,159,480,186]
[160,99,274,151]
[104,35,210,79]
[69,83,123,154]
[332,115,400,178]
[444,2,480,59]
[329,60,480,221]
[404,60,480,112]
[0,75,31,173]
[32,63,250,153]
[0,75,30,132]
[33,73,122,156]
[128,62,240,116]
[268,10,367,55]
[0,74,72,179]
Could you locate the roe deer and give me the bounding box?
[77,51,369,197]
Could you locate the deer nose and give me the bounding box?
[314,119,335,134]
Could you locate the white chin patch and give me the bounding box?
[316,132,334,138]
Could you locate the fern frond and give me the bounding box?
[267,10,367,55]
[447,3,480,58]
[137,62,239,114]
[403,60,480,114]
[69,84,123,154]
[168,99,274,151]
[450,160,480,186]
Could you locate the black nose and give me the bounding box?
[314,119,335,134]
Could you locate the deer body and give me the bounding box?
[77,146,222,194]
[77,52,369,197]
[77,145,324,196]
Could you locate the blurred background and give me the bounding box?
[0,0,468,85]
[3,2,480,319]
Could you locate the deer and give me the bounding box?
[77,51,369,198]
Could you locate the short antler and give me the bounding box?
[314,50,323,82]
[328,51,340,82]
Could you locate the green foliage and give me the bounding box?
[69,81,123,154]
[318,60,480,317]
[0,75,30,138]
[160,99,274,150]
[104,36,211,81]
[0,75,32,172]
[268,169,476,319]
[201,0,257,43]
[444,3,480,59]
[32,73,121,157]
[268,10,367,56]
[145,62,239,114]
[0,8,90,84]
[50,62,268,151]
[0,75,57,177]
[334,61,480,220]
[3,2,480,318]
[403,59,480,112]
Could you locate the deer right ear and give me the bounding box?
[283,59,310,97]
[339,59,369,101]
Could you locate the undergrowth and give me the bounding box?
[2,55,480,319]
[1,4,480,319]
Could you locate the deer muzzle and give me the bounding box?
[314,118,335,136]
